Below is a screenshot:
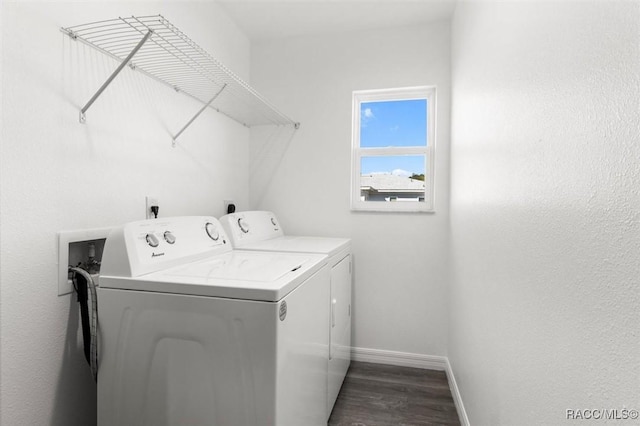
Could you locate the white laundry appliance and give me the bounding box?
[219,211,351,416]
[97,216,329,426]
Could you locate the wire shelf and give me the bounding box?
[62,15,298,137]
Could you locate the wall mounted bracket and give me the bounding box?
[172,84,227,146]
[72,29,153,123]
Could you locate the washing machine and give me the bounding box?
[97,216,329,426]
[219,211,351,416]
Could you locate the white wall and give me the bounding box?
[0,2,250,424]
[450,1,640,424]
[249,22,451,357]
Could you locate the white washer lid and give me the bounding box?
[99,251,327,302]
[237,236,350,257]
[166,251,305,281]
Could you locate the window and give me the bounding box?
[351,86,435,212]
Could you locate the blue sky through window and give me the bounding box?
[360,99,427,175]
[360,99,427,148]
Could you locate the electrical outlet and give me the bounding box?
[224,199,235,214]
[146,196,159,219]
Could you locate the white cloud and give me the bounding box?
[363,108,374,119]
[361,107,375,127]
[391,169,411,177]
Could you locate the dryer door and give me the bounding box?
[328,254,352,415]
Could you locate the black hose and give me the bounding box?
[70,267,98,381]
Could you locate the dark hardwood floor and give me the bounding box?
[328,361,461,426]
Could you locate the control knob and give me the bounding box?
[238,218,250,234]
[163,231,176,244]
[146,233,159,247]
[205,222,219,241]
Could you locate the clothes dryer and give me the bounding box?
[97,216,329,426]
[219,211,351,416]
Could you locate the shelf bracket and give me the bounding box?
[78,30,153,123]
[172,84,228,147]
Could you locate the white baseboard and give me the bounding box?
[350,347,469,426]
[351,346,447,370]
[444,358,470,426]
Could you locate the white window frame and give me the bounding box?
[351,86,436,213]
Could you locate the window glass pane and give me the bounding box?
[360,99,427,148]
[360,155,426,202]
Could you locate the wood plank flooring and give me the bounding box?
[328,361,461,426]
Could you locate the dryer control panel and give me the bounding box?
[101,216,231,278]
[219,211,284,248]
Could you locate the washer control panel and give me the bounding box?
[101,216,231,278]
[136,219,226,252]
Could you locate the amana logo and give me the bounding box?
[151,252,165,258]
